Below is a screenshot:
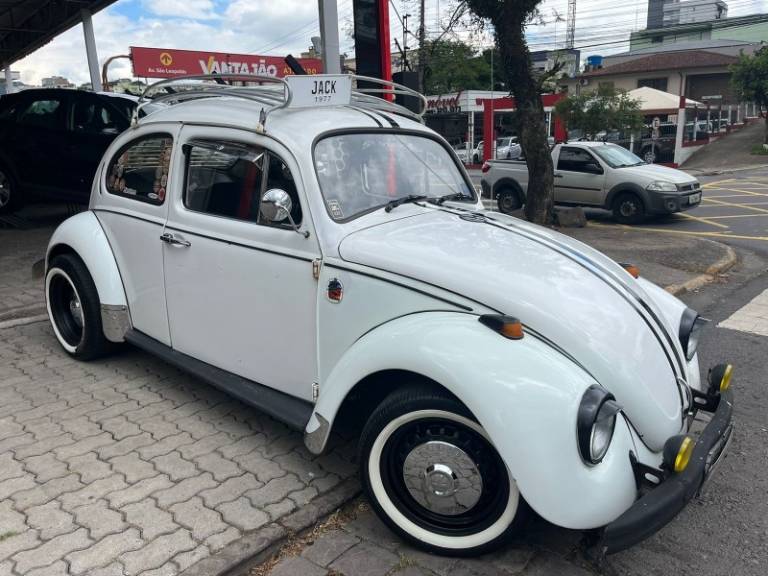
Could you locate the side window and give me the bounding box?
[17,99,62,128]
[73,99,124,134]
[106,135,173,205]
[557,148,598,173]
[184,140,302,228]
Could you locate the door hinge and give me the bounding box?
[312,382,319,402]
[312,258,322,280]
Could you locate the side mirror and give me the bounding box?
[260,188,292,222]
[260,188,309,238]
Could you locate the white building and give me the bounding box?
[663,0,728,27]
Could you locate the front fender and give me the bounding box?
[307,312,639,529]
[47,211,129,341]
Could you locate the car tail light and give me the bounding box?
[481,162,491,173]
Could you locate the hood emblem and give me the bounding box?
[327,278,343,303]
[460,212,486,223]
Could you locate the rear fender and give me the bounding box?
[46,211,130,342]
[307,312,639,529]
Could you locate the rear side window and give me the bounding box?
[17,99,62,128]
[73,99,124,134]
[184,140,302,227]
[106,135,173,205]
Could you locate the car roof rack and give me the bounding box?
[134,73,427,129]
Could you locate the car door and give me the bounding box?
[554,146,607,206]
[9,91,70,195]
[94,125,179,345]
[66,93,130,196]
[162,126,320,400]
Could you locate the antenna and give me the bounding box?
[566,0,576,50]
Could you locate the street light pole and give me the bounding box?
[318,0,341,74]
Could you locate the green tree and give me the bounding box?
[423,40,490,94]
[463,0,555,225]
[554,85,644,140]
[731,46,768,144]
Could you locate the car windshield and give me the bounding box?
[314,132,475,221]
[591,144,645,168]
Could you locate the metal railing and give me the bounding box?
[134,73,427,127]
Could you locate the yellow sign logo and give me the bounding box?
[159,52,173,66]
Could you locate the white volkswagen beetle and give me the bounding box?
[45,74,733,557]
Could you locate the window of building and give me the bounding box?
[106,135,173,205]
[183,140,302,227]
[637,77,669,92]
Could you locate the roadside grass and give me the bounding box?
[750,144,768,155]
[0,531,18,543]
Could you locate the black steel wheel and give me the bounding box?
[360,386,526,556]
[46,254,111,360]
[496,187,523,214]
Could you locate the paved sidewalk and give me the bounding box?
[682,118,767,174]
[0,321,357,576]
[0,227,51,322]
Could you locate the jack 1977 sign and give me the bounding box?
[130,47,322,79]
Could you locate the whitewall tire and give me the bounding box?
[359,386,527,556]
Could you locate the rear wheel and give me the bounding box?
[46,254,111,360]
[0,164,22,214]
[613,192,645,224]
[360,386,526,556]
[496,187,523,214]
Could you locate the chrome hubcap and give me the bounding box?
[69,296,83,328]
[402,440,483,516]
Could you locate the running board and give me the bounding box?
[124,329,313,431]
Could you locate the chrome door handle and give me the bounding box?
[160,232,191,247]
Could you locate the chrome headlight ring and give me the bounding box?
[577,385,622,465]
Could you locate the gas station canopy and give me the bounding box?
[0,0,117,67]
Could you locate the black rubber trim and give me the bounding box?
[555,185,603,192]
[602,388,734,554]
[93,208,165,227]
[378,112,400,128]
[124,329,313,430]
[163,225,315,262]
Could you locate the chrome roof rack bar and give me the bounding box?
[132,73,426,125]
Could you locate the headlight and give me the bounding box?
[646,181,678,192]
[679,307,709,361]
[577,385,622,464]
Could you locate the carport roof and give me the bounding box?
[1,1,117,68]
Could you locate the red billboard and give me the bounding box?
[130,47,322,79]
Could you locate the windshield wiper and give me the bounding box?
[427,192,472,206]
[383,195,428,213]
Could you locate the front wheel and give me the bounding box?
[359,386,526,556]
[613,192,646,224]
[0,164,22,214]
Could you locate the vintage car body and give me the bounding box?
[45,74,733,557]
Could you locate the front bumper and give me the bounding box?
[602,387,734,554]
[647,190,702,214]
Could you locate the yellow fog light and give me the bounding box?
[709,363,734,394]
[663,434,695,474]
[720,364,733,392]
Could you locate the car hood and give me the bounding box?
[338,208,687,450]
[615,163,696,185]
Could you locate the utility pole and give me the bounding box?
[318,0,341,74]
[566,0,576,50]
[402,13,410,71]
[417,0,426,93]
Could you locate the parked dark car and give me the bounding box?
[0,88,147,213]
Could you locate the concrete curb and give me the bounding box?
[682,163,768,176]
[664,241,738,296]
[179,478,362,576]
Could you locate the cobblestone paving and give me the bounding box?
[0,321,358,576]
[0,228,52,320]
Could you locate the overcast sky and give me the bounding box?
[11,0,768,86]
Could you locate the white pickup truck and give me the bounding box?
[480,141,702,223]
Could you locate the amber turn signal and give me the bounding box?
[478,315,524,340]
[619,262,640,279]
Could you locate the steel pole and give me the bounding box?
[81,9,103,91]
[318,0,341,74]
[4,67,13,94]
